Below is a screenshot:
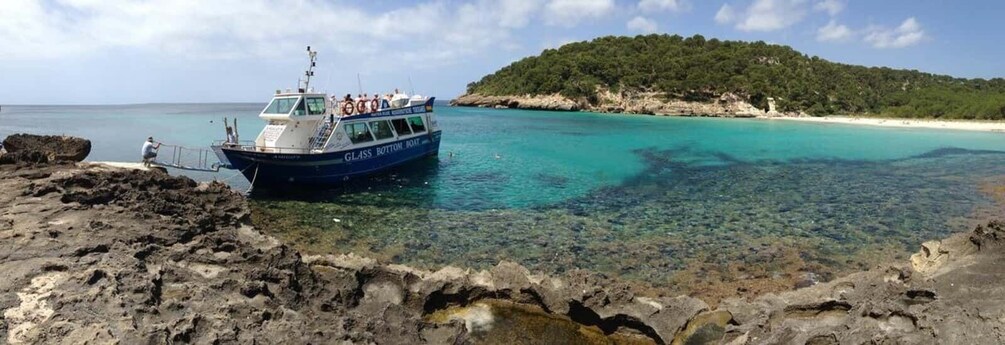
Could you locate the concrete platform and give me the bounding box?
[86,161,167,173]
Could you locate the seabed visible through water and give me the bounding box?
[252,144,1005,302]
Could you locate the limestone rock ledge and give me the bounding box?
[451,93,582,111]
[451,91,792,118]
[1,135,1004,344]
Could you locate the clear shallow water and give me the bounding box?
[4,104,1005,294]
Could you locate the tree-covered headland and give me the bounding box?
[464,34,1005,119]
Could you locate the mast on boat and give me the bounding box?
[300,46,318,92]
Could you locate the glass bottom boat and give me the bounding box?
[211,48,441,187]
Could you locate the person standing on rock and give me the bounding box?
[141,137,161,167]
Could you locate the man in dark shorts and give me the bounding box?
[141,137,161,167]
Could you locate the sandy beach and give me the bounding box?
[765,115,1005,132]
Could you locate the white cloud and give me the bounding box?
[638,0,686,12]
[541,38,579,50]
[813,0,844,16]
[496,0,546,28]
[627,16,659,33]
[816,20,852,42]
[0,0,552,68]
[714,0,810,32]
[864,17,926,48]
[714,4,736,24]
[736,0,809,32]
[544,0,615,26]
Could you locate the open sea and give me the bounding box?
[4,103,1005,294]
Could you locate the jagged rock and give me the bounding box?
[0,150,51,164]
[970,220,1005,250]
[910,240,951,275]
[672,310,733,345]
[1,134,91,163]
[488,261,532,291]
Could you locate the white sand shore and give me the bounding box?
[762,116,1005,132]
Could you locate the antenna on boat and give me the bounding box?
[356,73,363,95]
[324,60,333,94]
[302,46,318,92]
[408,76,415,95]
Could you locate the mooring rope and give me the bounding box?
[216,163,256,184]
[246,164,260,194]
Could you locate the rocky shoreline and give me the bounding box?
[2,134,1004,344]
[451,91,780,118]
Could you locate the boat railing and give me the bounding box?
[214,141,314,154]
[154,144,220,172]
[212,140,256,147]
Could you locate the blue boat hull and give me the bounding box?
[219,131,441,186]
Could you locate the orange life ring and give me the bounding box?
[371,99,380,112]
[356,100,367,114]
[341,101,354,115]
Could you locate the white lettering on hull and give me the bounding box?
[343,138,424,162]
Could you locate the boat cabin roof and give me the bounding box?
[260,92,329,121]
[273,91,326,98]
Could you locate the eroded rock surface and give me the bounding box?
[1,134,91,164]
[451,93,582,111]
[1,139,1004,344]
[717,221,1005,344]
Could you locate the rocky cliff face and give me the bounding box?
[592,90,768,117]
[1,134,1003,344]
[451,91,788,118]
[450,93,583,111]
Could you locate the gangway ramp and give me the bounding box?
[152,144,221,172]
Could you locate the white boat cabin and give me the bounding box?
[225,47,438,155]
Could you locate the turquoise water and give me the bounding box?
[4,104,1005,290]
[0,104,263,184]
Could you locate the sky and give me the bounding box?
[1,0,1003,105]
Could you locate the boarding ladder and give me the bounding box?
[308,107,347,152]
[152,144,221,172]
[308,119,336,152]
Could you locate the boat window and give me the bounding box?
[292,98,308,116]
[390,118,412,135]
[264,97,299,114]
[369,120,394,140]
[391,96,409,109]
[344,123,374,144]
[306,97,326,115]
[408,116,426,133]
